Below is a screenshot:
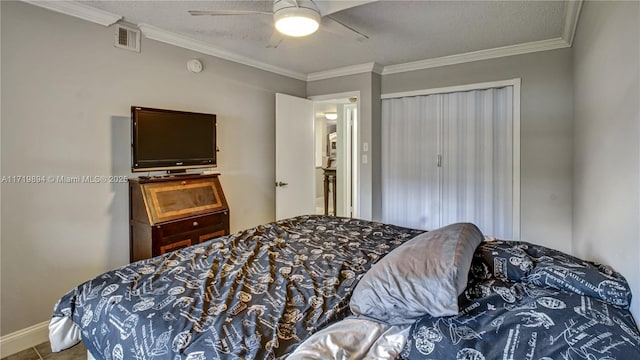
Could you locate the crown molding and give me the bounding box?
[562,0,583,46]
[21,0,121,26]
[318,1,583,79]
[307,62,383,81]
[372,62,384,75]
[20,0,306,80]
[22,0,583,81]
[138,24,307,81]
[382,37,570,75]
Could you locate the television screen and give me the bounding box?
[131,106,216,172]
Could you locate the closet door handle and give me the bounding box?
[437,155,442,167]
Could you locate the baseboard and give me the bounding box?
[0,321,49,358]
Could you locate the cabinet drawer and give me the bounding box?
[141,177,227,224]
[159,239,193,255]
[156,213,228,237]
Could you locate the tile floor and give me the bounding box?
[1,341,86,360]
[315,196,335,216]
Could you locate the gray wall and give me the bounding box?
[2,0,638,339]
[382,49,575,254]
[0,1,305,335]
[572,1,640,322]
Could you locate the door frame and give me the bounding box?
[309,91,361,218]
[341,103,357,217]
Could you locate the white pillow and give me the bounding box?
[349,223,483,325]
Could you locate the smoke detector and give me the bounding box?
[187,59,203,73]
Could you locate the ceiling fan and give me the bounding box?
[188,0,373,48]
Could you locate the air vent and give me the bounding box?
[114,24,140,52]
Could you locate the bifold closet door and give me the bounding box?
[441,87,513,239]
[381,94,442,230]
[382,86,514,238]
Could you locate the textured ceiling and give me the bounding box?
[81,0,568,75]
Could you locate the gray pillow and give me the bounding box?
[349,223,483,325]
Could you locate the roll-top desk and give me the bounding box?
[129,174,229,262]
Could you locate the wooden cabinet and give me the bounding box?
[129,174,229,262]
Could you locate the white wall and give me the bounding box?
[572,1,640,322]
[0,1,305,335]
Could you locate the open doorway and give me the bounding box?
[312,96,358,218]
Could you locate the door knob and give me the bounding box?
[275,181,288,187]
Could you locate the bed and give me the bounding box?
[50,215,640,360]
[49,215,423,359]
[397,240,640,359]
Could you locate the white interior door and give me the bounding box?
[275,93,315,220]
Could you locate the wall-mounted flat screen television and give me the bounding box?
[131,106,216,173]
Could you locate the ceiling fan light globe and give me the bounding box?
[274,7,320,37]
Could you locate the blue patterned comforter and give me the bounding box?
[51,215,423,360]
[401,240,640,360]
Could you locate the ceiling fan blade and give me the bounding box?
[188,10,272,16]
[266,30,284,48]
[324,15,369,41]
[314,0,378,16]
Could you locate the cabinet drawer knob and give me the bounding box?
[181,181,187,185]
[193,221,199,227]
